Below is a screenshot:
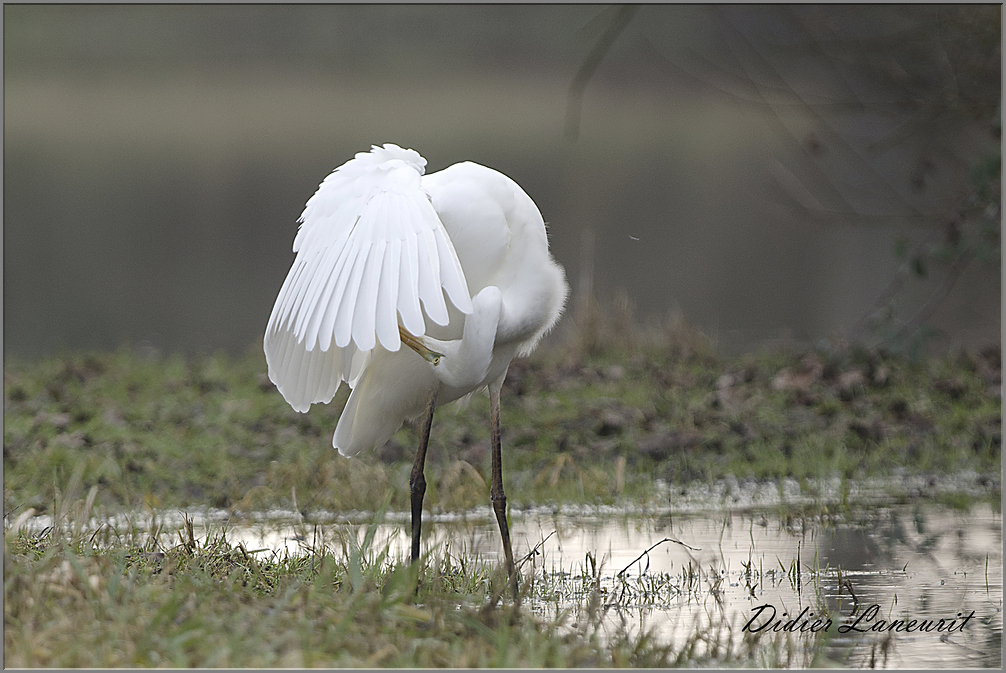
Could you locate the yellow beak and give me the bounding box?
[398,325,444,366]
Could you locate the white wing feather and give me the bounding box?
[264,144,473,412]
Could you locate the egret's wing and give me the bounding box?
[264,143,472,412]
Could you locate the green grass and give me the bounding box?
[3,316,999,666]
[4,514,840,668]
[3,315,1000,519]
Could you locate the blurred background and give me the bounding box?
[4,5,1001,361]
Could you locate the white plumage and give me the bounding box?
[265,143,567,593]
[264,143,568,456]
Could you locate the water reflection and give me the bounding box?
[12,502,999,667]
[208,503,1002,668]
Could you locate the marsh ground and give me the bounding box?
[3,320,1001,667]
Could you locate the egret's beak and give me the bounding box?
[398,326,444,366]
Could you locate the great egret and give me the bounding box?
[264,143,568,596]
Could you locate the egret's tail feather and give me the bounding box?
[333,348,437,456]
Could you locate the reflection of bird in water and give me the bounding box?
[264,144,568,596]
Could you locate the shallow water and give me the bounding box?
[194,502,1002,668]
[12,500,1000,667]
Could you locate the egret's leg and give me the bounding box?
[489,385,518,600]
[410,388,438,564]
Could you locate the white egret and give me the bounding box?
[264,143,568,596]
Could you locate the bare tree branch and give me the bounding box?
[565,5,640,142]
[846,230,941,343]
[896,247,976,342]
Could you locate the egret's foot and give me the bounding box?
[398,325,445,366]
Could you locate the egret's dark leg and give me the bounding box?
[410,388,438,564]
[489,386,518,600]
